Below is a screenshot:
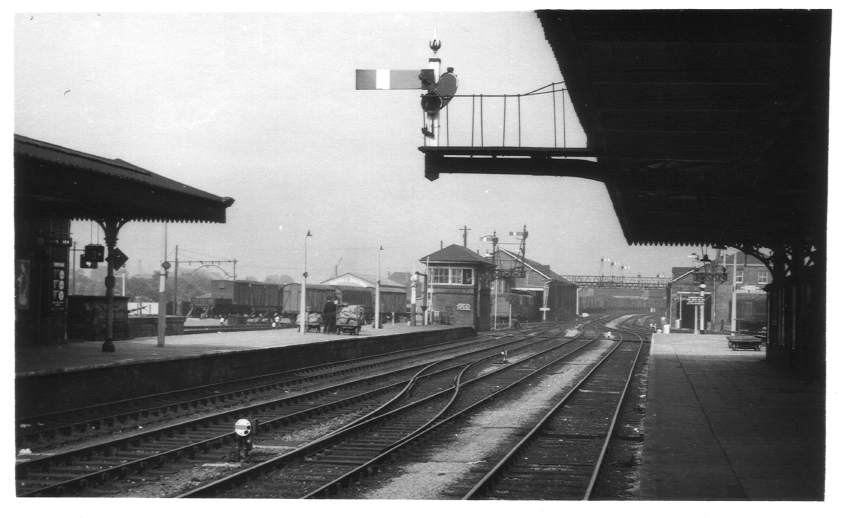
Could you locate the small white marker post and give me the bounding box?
[234,418,253,461]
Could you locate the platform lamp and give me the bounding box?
[693,252,712,333]
[687,252,701,333]
[299,230,312,334]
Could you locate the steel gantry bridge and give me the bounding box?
[563,275,671,289]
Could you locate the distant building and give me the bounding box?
[492,249,577,323]
[320,272,406,291]
[319,272,408,320]
[668,252,771,332]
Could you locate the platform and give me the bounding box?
[640,333,825,500]
[15,323,460,376]
[15,324,474,417]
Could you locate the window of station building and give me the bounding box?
[430,267,474,285]
[735,270,744,284]
[757,271,769,284]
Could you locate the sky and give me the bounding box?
[11,9,718,284]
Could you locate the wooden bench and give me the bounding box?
[727,335,763,351]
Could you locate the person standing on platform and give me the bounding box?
[323,296,337,334]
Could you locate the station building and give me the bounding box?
[667,252,771,333]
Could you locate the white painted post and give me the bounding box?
[410,274,417,327]
[157,223,167,347]
[375,245,382,329]
[731,251,738,332]
[300,231,311,334]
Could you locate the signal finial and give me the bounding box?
[429,30,441,55]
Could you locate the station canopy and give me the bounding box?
[15,134,234,223]
[535,10,829,247]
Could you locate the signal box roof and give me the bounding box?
[420,244,495,266]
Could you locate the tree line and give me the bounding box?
[70,269,294,303]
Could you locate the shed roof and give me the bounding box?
[497,249,574,285]
[320,272,406,290]
[14,134,234,223]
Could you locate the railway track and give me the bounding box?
[177,325,606,498]
[16,332,515,451]
[461,327,646,499]
[16,325,566,497]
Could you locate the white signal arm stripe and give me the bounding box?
[376,69,390,90]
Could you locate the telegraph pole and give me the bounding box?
[459,225,471,247]
[491,230,498,330]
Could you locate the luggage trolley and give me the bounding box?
[336,304,365,335]
[296,312,324,333]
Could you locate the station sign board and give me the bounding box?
[686,296,705,305]
[52,261,67,310]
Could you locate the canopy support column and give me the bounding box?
[96,217,128,352]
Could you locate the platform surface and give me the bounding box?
[640,333,825,500]
[15,323,462,377]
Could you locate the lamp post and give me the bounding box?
[157,223,169,347]
[410,273,417,327]
[299,230,312,334]
[375,245,383,329]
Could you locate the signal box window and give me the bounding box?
[430,267,450,284]
[430,267,473,285]
[462,269,473,284]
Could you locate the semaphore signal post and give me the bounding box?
[355,35,457,147]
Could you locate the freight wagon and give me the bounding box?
[191,279,284,317]
[191,279,409,322]
[281,283,408,322]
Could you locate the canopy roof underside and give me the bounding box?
[492,10,831,248]
[14,134,234,223]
